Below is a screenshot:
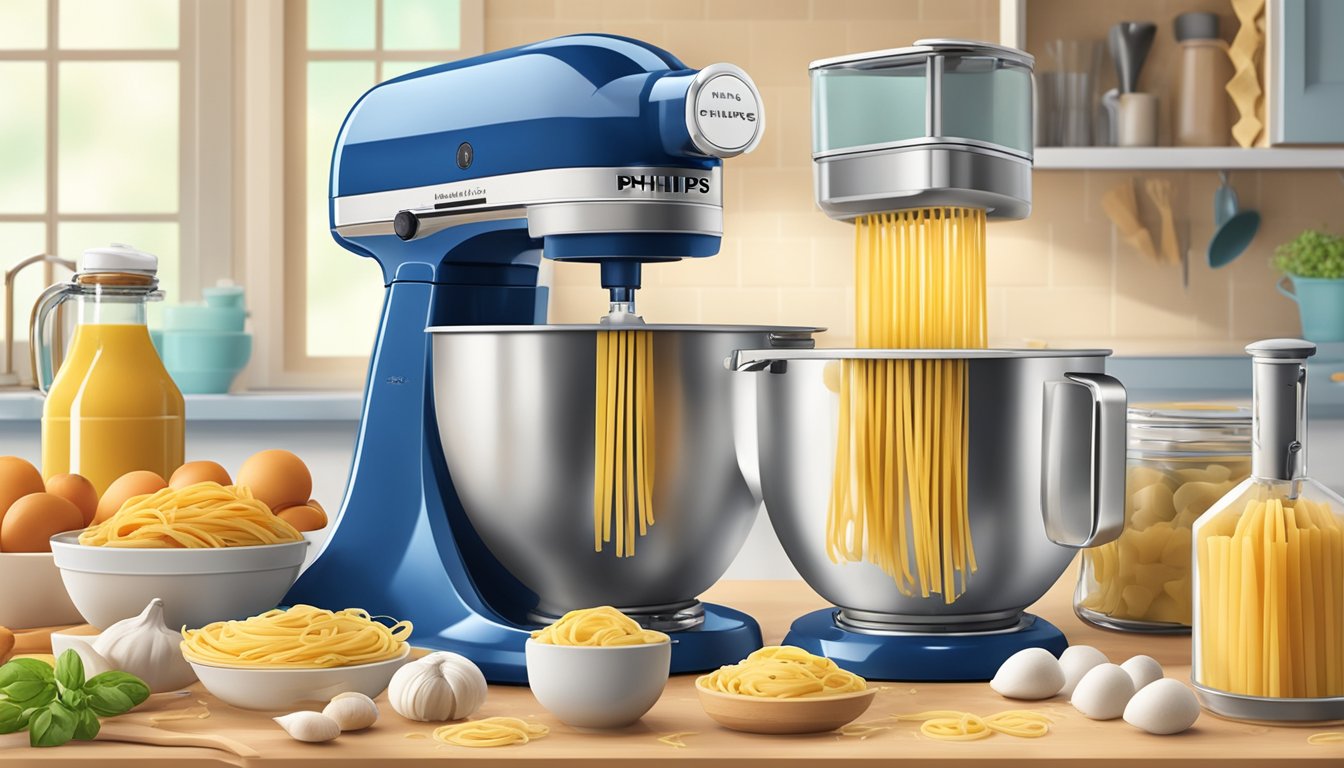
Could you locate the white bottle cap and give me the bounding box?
[79,243,158,275]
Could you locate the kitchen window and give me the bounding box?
[265,0,482,386]
[0,0,230,383]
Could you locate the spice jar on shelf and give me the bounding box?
[1075,402,1251,633]
[1192,339,1344,722]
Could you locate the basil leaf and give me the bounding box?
[0,658,56,708]
[0,701,28,734]
[72,707,100,742]
[54,651,84,694]
[29,701,77,748]
[83,672,149,717]
[59,686,85,711]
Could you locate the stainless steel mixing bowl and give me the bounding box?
[430,324,813,627]
[731,348,1126,632]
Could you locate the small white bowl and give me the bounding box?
[525,638,670,728]
[187,647,410,711]
[49,532,308,630]
[0,552,84,629]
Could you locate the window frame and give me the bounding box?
[236,0,482,389]
[0,0,230,384]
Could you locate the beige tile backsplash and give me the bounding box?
[498,0,1336,354]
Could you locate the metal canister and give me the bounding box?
[1075,402,1250,633]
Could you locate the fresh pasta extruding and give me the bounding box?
[432,718,549,748]
[829,208,986,602]
[593,329,655,557]
[529,605,669,646]
[698,645,867,699]
[78,482,303,548]
[1196,495,1344,698]
[180,605,411,668]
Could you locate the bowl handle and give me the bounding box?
[1040,372,1127,548]
[1276,275,1299,303]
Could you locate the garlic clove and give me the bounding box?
[322,692,379,731]
[274,711,341,743]
[58,637,115,679]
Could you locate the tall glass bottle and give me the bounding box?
[33,244,185,496]
[1191,339,1344,722]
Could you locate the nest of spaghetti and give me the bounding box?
[181,605,412,669]
[694,646,876,734]
[78,482,303,548]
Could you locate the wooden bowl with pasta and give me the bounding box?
[694,681,877,735]
[694,646,877,734]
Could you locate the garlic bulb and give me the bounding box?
[322,691,379,731]
[387,652,487,722]
[274,711,341,743]
[92,598,198,692]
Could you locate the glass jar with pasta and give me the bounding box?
[1074,403,1250,633]
[1192,339,1344,722]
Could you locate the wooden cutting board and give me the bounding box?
[1,564,1339,766]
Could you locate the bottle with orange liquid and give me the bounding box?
[33,244,184,495]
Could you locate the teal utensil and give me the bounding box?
[1208,171,1260,268]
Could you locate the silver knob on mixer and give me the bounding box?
[683,63,764,159]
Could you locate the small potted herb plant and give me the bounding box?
[1274,228,1344,342]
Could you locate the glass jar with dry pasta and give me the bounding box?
[1075,402,1250,633]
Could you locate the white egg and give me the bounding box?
[1058,645,1109,697]
[1070,663,1135,720]
[990,647,1065,700]
[1120,654,1165,692]
[1123,678,1200,735]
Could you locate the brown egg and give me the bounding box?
[45,473,98,526]
[95,470,168,524]
[169,460,232,489]
[236,450,312,512]
[0,625,13,664]
[305,498,326,515]
[0,456,45,530]
[0,493,84,553]
[277,504,328,532]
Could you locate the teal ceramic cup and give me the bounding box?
[161,330,253,393]
[1278,276,1344,343]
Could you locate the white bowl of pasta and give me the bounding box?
[182,605,413,711]
[187,648,410,711]
[525,639,671,728]
[49,531,308,630]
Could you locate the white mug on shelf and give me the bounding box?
[1117,92,1159,147]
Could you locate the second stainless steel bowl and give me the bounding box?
[430,325,812,625]
[731,348,1126,631]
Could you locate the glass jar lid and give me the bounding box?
[1128,401,1251,458]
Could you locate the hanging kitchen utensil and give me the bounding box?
[1207,171,1260,268]
[1145,179,1180,266]
[1103,179,1158,262]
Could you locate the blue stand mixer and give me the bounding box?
[287,35,774,683]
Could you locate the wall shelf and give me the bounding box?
[1035,146,1344,170]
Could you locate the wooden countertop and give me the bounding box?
[3,563,1340,767]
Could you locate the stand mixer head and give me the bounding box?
[287,35,786,683]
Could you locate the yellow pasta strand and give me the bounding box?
[432,718,549,748]
[529,605,669,646]
[79,482,302,548]
[1196,496,1344,698]
[180,605,411,668]
[1307,731,1344,745]
[698,646,867,699]
[894,709,1051,741]
[830,208,984,603]
[594,330,655,557]
[656,732,697,748]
